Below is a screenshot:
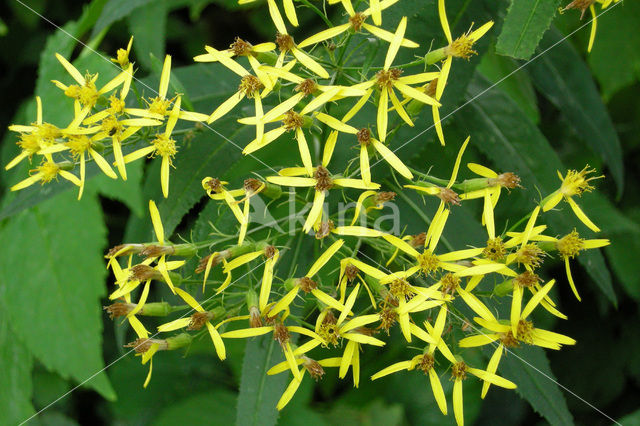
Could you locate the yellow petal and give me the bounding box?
[282,0,298,26]
[292,48,329,79]
[333,226,382,238]
[262,92,304,123]
[220,326,273,338]
[298,24,350,48]
[370,0,382,25]
[377,88,389,141]
[332,178,380,190]
[458,333,500,348]
[206,322,227,360]
[371,139,413,180]
[266,176,316,187]
[303,190,325,233]
[295,128,314,176]
[382,234,419,257]
[313,111,358,133]
[300,87,341,115]
[468,367,516,389]
[157,318,191,332]
[55,53,84,85]
[361,23,419,48]
[276,376,304,411]
[521,279,556,318]
[208,93,244,123]
[388,88,413,126]
[384,17,406,70]
[360,145,371,186]
[148,200,164,244]
[453,379,464,426]
[371,360,413,380]
[267,0,288,35]
[567,197,600,232]
[394,82,440,106]
[429,369,448,415]
[307,239,344,277]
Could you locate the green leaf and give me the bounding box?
[460,74,616,304]
[0,308,35,425]
[588,0,640,99]
[128,0,167,70]
[154,390,236,425]
[528,27,624,197]
[236,336,289,426]
[496,0,561,60]
[477,49,539,123]
[500,346,573,425]
[92,0,155,38]
[618,407,640,425]
[91,159,145,217]
[0,190,115,400]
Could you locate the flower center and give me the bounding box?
[37,162,60,183]
[451,361,468,380]
[314,166,333,191]
[375,68,402,89]
[557,229,584,258]
[419,353,435,373]
[148,97,172,116]
[273,323,290,346]
[356,128,371,146]
[437,187,461,205]
[298,276,318,293]
[483,237,505,261]
[560,166,601,197]
[295,79,317,96]
[446,32,477,59]
[513,270,539,289]
[239,75,264,97]
[515,243,545,269]
[349,12,366,31]
[517,319,534,343]
[440,273,460,296]
[65,135,92,157]
[152,134,177,160]
[283,110,304,130]
[417,249,440,275]
[276,33,295,52]
[389,278,414,300]
[230,37,253,56]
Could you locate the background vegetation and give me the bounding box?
[1,0,640,424]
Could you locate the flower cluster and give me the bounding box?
[7,0,611,424]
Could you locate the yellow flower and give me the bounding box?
[352,17,440,142]
[240,0,300,28]
[432,0,493,145]
[522,229,610,301]
[315,286,385,386]
[112,36,134,69]
[124,333,192,388]
[542,166,603,232]
[268,355,342,410]
[109,201,185,313]
[37,106,117,199]
[128,55,208,123]
[372,306,451,415]
[10,159,81,192]
[6,96,60,170]
[270,18,329,78]
[337,257,385,306]
[123,97,182,197]
[561,0,621,52]
[106,255,150,340]
[445,355,516,425]
[355,127,413,185]
[52,53,130,109]
[157,287,226,360]
[221,321,324,382]
[268,239,347,317]
[405,136,469,250]
[475,279,576,351]
[268,165,380,233]
[297,0,419,49]
[218,244,279,311]
[194,46,275,145]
